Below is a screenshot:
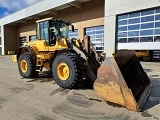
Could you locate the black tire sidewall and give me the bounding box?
[52,54,77,88]
[143,51,152,62]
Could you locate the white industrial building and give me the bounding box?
[0,0,160,59]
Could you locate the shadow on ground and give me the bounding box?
[142,77,160,111]
[26,70,94,89]
[25,71,54,83]
[142,66,160,111]
[144,68,153,73]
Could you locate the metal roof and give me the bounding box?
[0,0,90,25]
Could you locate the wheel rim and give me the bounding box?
[21,60,28,73]
[57,62,70,81]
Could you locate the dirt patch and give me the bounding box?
[9,87,30,94]
[50,88,65,95]
[52,102,131,120]
[36,115,55,120]
[66,95,94,108]
[52,103,106,120]
[0,98,7,109]
[141,111,153,117]
[24,84,35,90]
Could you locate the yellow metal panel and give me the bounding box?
[8,51,15,55]
[36,17,53,23]
[48,38,68,51]
[135,50,149,58]
[12,55,17,63]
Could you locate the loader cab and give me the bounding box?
[37,18,71,46]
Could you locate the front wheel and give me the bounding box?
[52,52,84,89]
[18,53,37,78]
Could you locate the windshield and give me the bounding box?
[50,21,69,38]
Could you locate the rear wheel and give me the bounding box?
[52,52,84,89]
[18,53,37,78]
[143,51,152,62]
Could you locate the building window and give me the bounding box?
[118,38,127,43]
[140,36,153,42]
[154,36,160,42]
[117,7,160,43]
[19,37,27,46]
[29,35,36,41]
[85,26,104,53]
[68,30,78,39]
[0,37,1,45]
[128,37,139,43]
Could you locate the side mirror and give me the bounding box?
[71,25,75,32]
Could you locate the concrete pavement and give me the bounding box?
[0,55,160,120]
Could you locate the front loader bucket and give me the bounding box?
[94,50,152,111]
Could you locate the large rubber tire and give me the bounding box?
[143,51,152,62]
[52,52,84,89]
[18,53,37,78]
[143,56,151,62]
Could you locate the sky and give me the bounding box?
[0,0,41,18]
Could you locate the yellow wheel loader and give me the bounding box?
[12,18,152,111]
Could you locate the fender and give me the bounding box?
[49,48,73,69]
[16,46,36,64]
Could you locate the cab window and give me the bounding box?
[40,21,49,45]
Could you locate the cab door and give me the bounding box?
[39,20,50,51]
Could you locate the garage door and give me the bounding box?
[117,8,160,50]
[68,30,78,40]
[85,26,104,53]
